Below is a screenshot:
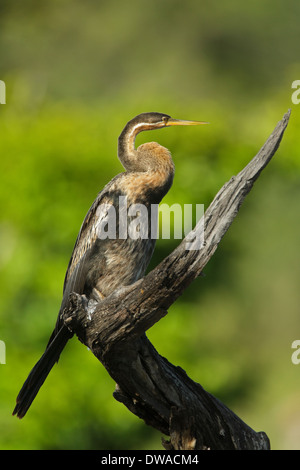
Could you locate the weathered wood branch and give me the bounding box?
[63,110,290,450]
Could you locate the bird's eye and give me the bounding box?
[162,116,169,124]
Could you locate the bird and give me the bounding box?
[13,112,207,418]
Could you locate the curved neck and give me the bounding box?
[117,118,175,180]
[118,120,139,171]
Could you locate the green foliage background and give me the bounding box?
[0,0,300,450]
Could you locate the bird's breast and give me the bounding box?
[117,170,174,206]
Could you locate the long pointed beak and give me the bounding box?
[166,118,209,127]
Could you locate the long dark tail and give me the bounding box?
[13,325,72,419]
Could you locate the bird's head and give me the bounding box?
[127,112,208,132]
[118,112,208,173]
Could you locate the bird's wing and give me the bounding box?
[62,173,123,296]
[48,173,125,346]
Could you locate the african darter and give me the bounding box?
[13,112,206,418]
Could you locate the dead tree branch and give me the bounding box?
[63,110,290,450]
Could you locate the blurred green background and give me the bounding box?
[1,0,300,450]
